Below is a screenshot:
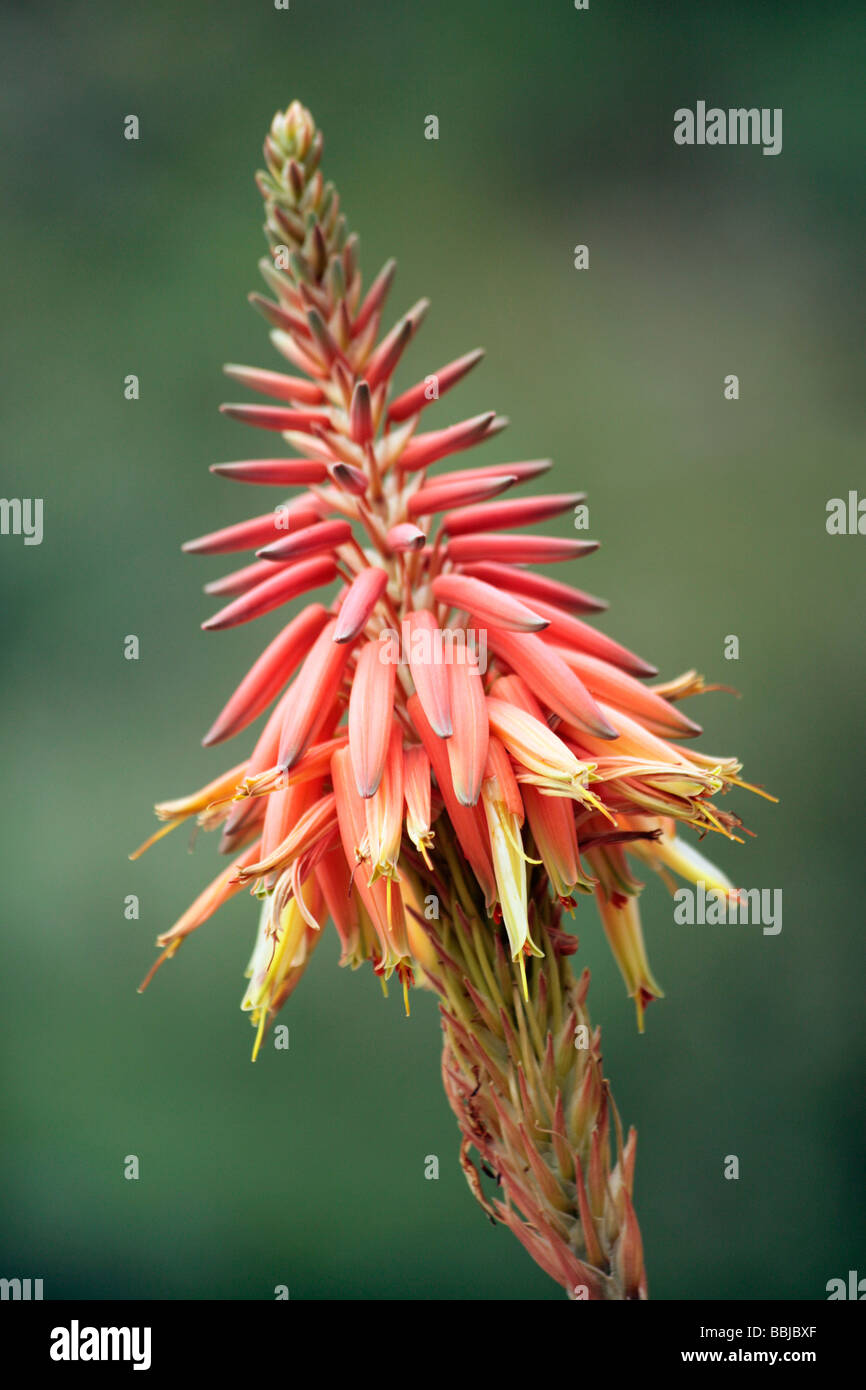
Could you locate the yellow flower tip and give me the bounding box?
[251,1006,268,1063]
[129,817,183,861]
[729,775,779,804]
[395,960,414,1016]
[512,939,543,1001]
[517,950,529,1002]
[633,983,665,1033]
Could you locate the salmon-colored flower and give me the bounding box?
[402,745,434,867]
[134,100,772,1300]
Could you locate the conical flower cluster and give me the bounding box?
[135,102,766,1297]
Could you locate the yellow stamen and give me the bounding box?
[251,1006,268,1063]
[503,816,542,865]
[129,818,183,861]
[517,950,529,1003]
[728,775,779,803]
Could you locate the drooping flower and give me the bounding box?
[134,101,772,1298]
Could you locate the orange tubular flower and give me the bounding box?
[134,102,772,1301]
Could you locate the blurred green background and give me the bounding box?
[1,0,864,1300]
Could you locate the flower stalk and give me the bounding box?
[409,826,646,1300]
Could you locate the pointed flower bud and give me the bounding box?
[349,639,396,798]
[433,573,548,633]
